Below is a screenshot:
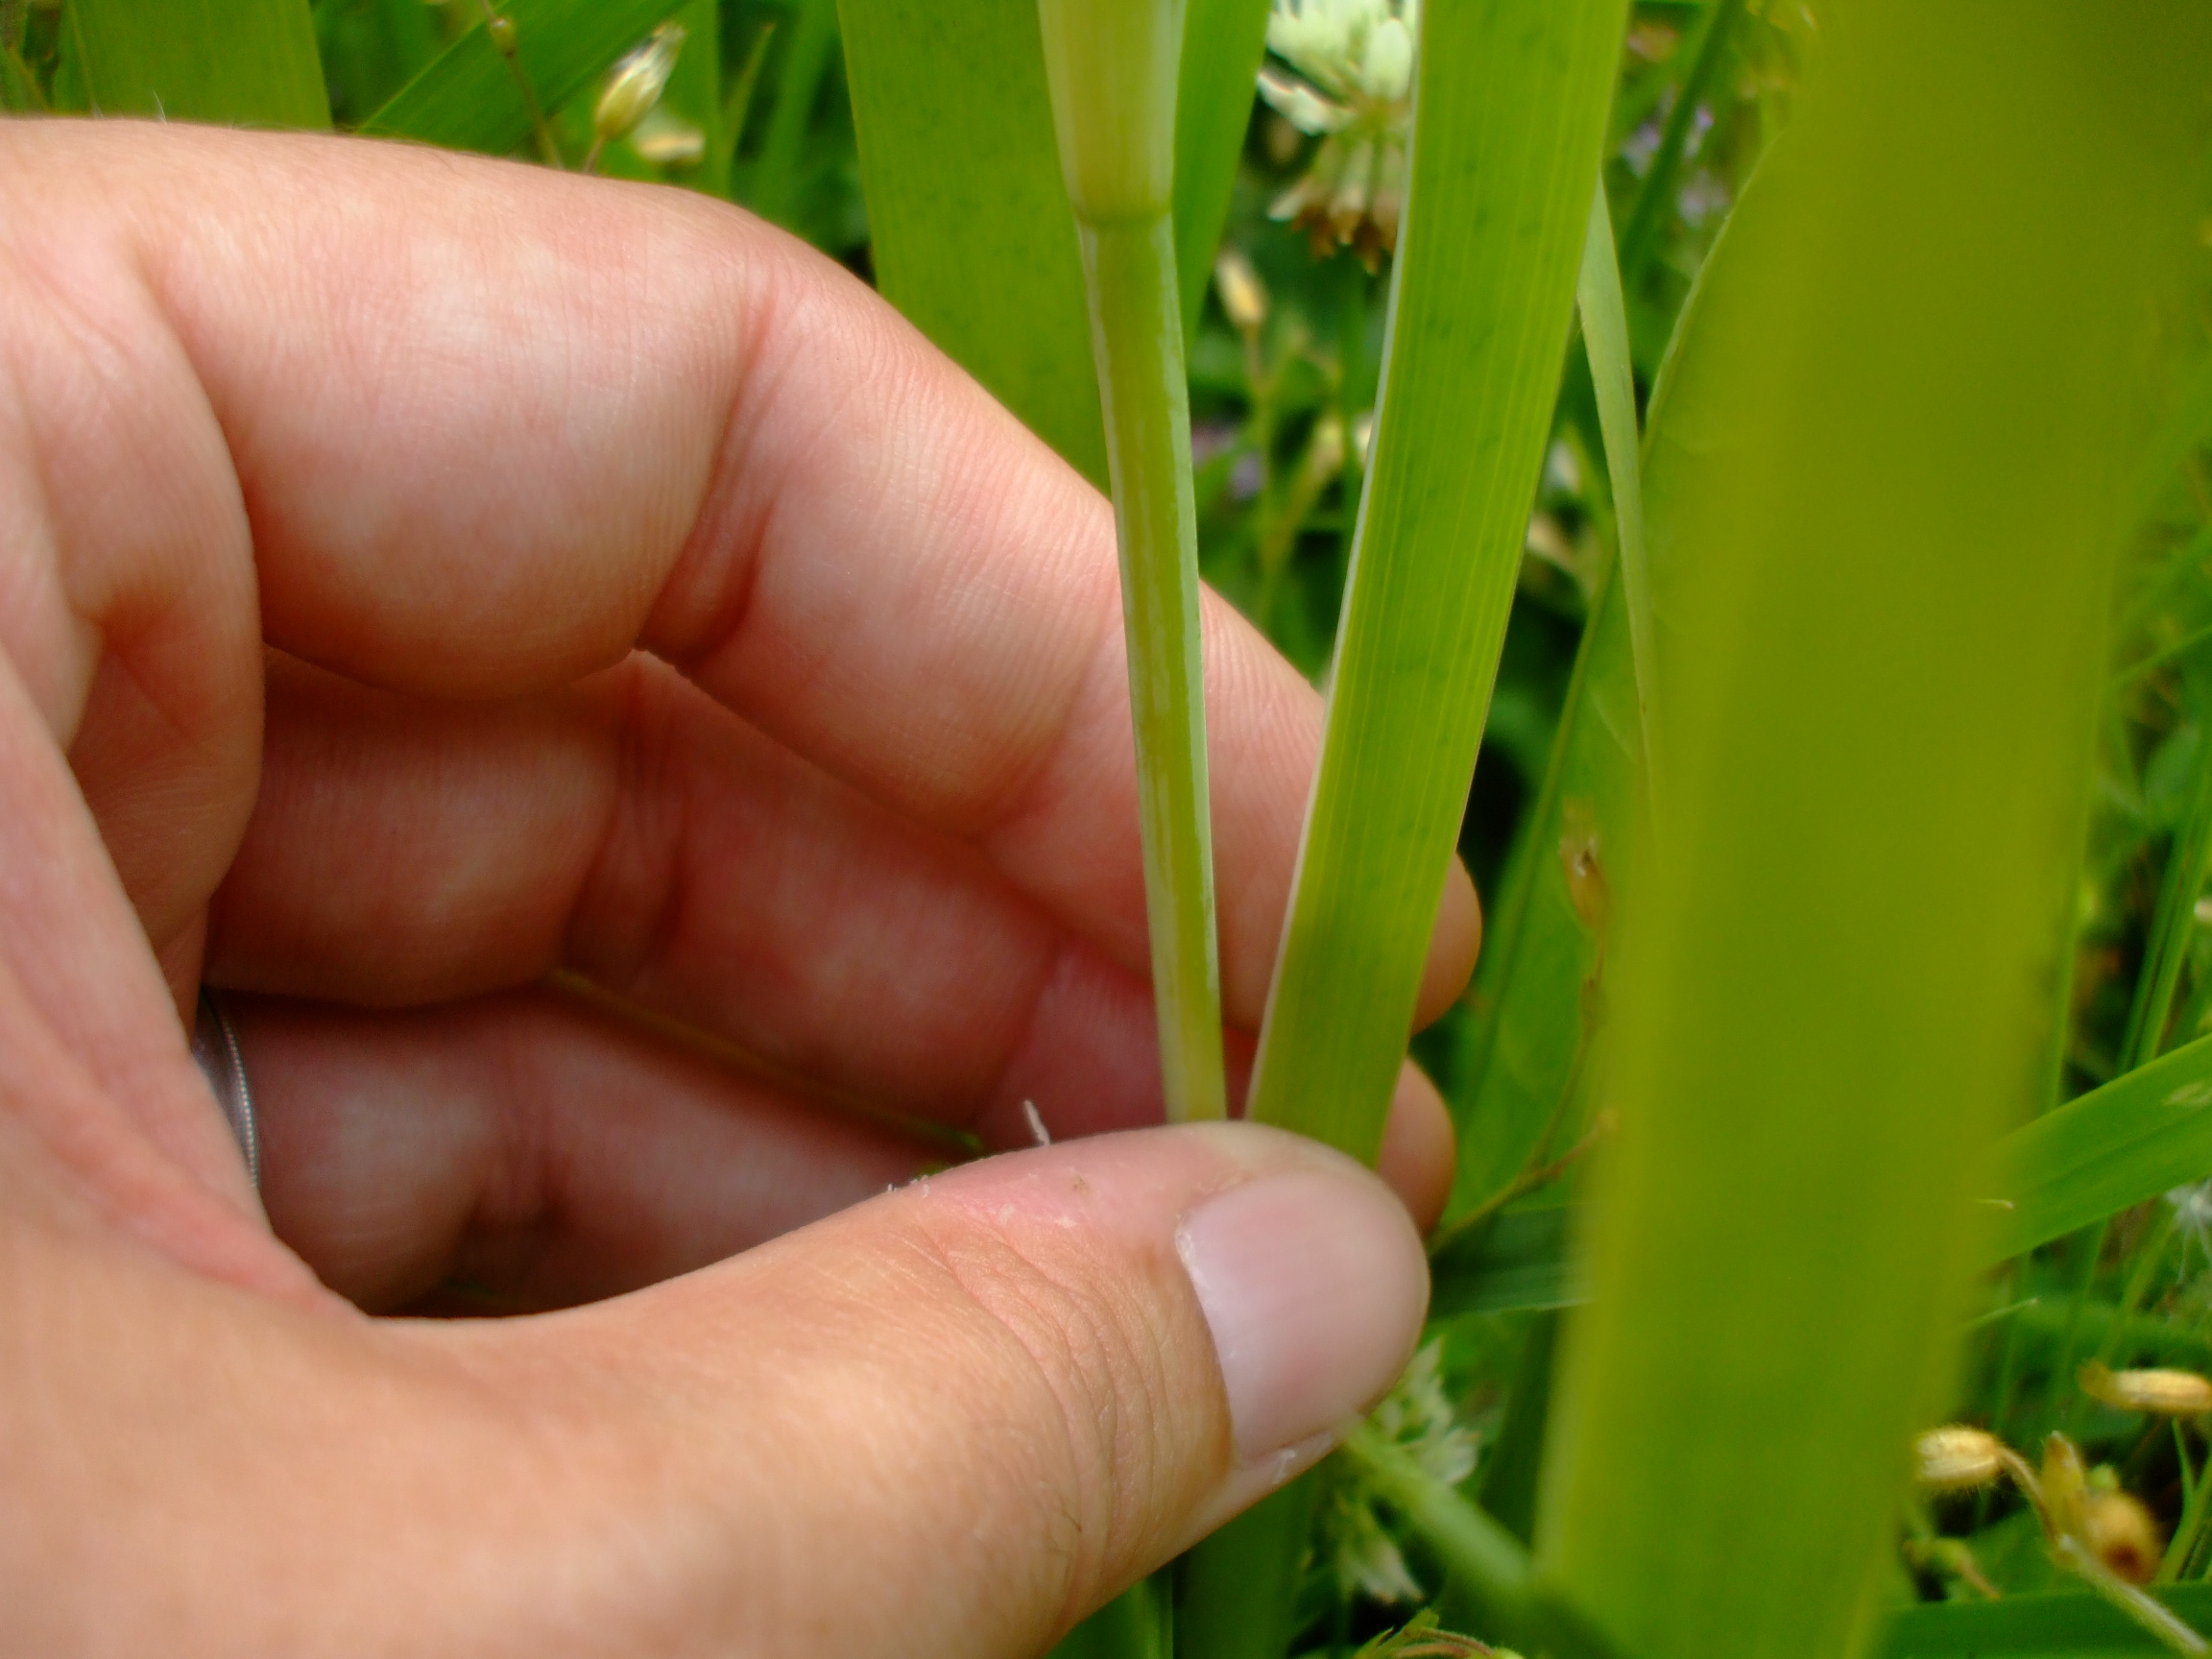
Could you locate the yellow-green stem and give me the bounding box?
[1078,214,1226,1124]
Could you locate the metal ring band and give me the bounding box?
[191,989,261,1192]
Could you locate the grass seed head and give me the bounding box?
[594,23,686,147]
[2080,1359,2212,1416]
[2082,1490,2165,1585]
[1912,1426,2008,1494]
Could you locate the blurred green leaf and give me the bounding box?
[836,0,1105,487]
[1533,10,2204,1659]
[362,0,674,155]
[1880,1587,2212,1658]
[60,0,328,126]
[1248,0,1627,1159]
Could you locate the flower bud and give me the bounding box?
[1912,1426,2008,1493]
[2080,1359,2212,1415]
[2081,1490,2164,1585]
[1214,248,1270,336]
[594,22,685,147]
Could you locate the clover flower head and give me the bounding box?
[1256,0,1418,268]
[1318,1340,1479,1604]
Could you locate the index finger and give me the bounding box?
[10,121,1477,1027]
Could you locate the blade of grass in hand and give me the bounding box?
[838,0,1106,486]
[60,0,327,126]
[1532,8,2201,1657]
[1246,0,1628,1160]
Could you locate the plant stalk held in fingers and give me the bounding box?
[1037,0,1225,1123]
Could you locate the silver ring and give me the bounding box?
[191,989,261,1192]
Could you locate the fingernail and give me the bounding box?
[1176,1167,1429,1463]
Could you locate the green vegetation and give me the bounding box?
[13,2,2212,1656]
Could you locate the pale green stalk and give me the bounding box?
[1038,0,1223,1123]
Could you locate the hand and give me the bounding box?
[0,122,1477,1655]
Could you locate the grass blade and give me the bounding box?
[1989,1029,2212,1263]
[747,0,834,228]
[1614,0,1743,290]
[1247,0,1628,1160]
[362,0,674,156]
[1429,1205,1584,1319]
[1575,182,1658,794]
[837,0,1105,486]
[60,0,327,126]
[1171,0,1270,342]
[1531,9,2200,1659]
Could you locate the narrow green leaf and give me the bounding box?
[1880,1587,2212,1659]
[1429,1204,1584,1320]
[836,0,1106,486]
[1174,1477,1316,1659]
[1247,0,1628,1160]
[1448,552,1638,1214]
[1575,183,1658,794]
[1533,12,2200,1659]
[2128,350,2212,530]
[1989,1027,2212,1262]
[1171,0,1270,343]
[362,0,674,156]
[61,0,327,127]
[747,0,834,228]
[1614,0,1743,289]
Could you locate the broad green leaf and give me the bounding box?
[362,0,675,156]
[1988,1027,2212,1262]
[1533,12,2202,1659]
[1172,0,1270,342]
[60,0,328,127]
[1880,1588,2212,1659]
[1247,0,1628,1159]
[317,0,445,129]
[837,0,1106,487]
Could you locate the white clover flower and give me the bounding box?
[1317,1340,1480,1604]
[1256,0,1418,266]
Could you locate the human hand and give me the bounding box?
[0,123,1477,1655]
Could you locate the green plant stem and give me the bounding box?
[1079,214,1227,1124]
[474,0,559,165]
[1344,1426,1621,1659]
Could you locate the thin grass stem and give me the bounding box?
[1078,215,1227,1122]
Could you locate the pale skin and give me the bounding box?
[0,123,1478,1656]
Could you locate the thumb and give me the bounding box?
[541,1121,1431,1657]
